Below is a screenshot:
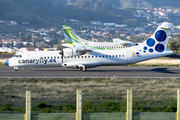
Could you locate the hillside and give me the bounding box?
[51,0,180,8]
[1,0,180,28]
[119,0,180,8]
[0,0,136,27]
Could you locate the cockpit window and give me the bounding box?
[14,55,22,58]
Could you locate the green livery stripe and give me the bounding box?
[63,29,75,46]
[63,25,114,50]
[64,26,104,50]
[67,34,109,50]
[63,29,71,39]
[66,40,75,46]
[67,29,78,40]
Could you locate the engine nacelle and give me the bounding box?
[61,48,83,57]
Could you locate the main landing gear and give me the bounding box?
[78,65,87,72]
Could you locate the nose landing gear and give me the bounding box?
[14,67,18,71]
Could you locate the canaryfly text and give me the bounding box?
[18,58,56,65]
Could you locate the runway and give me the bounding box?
[0,66,180,78]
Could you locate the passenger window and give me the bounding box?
[92,56,94,58]
[88,56,90,58]
[96,56,98,58]
[116,55,117,57]
[122,55,124,57]
[81,56,83,58]
[119,55,121,57]
[109,55,111,57]
[85,56,87,58]
[112,55,114,57]
[102,55,104,58]
[99,55,101,58]
[57,56,59,59]
[106,55,108,57]
[54,57,56,59]
[78,56,80,58]
[48,57,49,59]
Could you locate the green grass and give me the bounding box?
[0,52,16,54]
[126,63,180,67]
[0,62,6,66]
[0,78,179,113]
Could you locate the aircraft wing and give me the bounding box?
[76,49,92,54]
[73,44,93,54]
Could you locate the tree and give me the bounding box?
[168,40,180,51]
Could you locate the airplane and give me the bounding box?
[62,25,137,50]
[5,22,173,72]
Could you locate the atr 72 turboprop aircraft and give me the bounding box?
[5,22,173,72]
[62,25,136,50]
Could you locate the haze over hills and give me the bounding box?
[51,0,180,8]
[0,0,136,27]
[0,0,180,27]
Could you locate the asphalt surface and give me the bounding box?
[0,66,180,78]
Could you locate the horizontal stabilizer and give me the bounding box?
[159,22,173,30]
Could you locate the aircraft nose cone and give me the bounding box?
[5,60,9,66]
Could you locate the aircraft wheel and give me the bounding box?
[82,67,87,72]
[14,67,18,71]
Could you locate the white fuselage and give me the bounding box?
[6,22,174,71]
[8,45,173,69]
[9,51,61,67]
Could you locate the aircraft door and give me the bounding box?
[126,50,132,63]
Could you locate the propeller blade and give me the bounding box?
[59,40,63,50]
[62,50,63,63]
[58,40,64,63]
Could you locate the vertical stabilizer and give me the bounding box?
[62,25,88,45]
[140,22,173,53]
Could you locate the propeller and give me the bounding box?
[59,40,64,63]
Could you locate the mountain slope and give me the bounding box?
[119,0,180,8]
[50,0,180,8]
[0,0,135,27]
